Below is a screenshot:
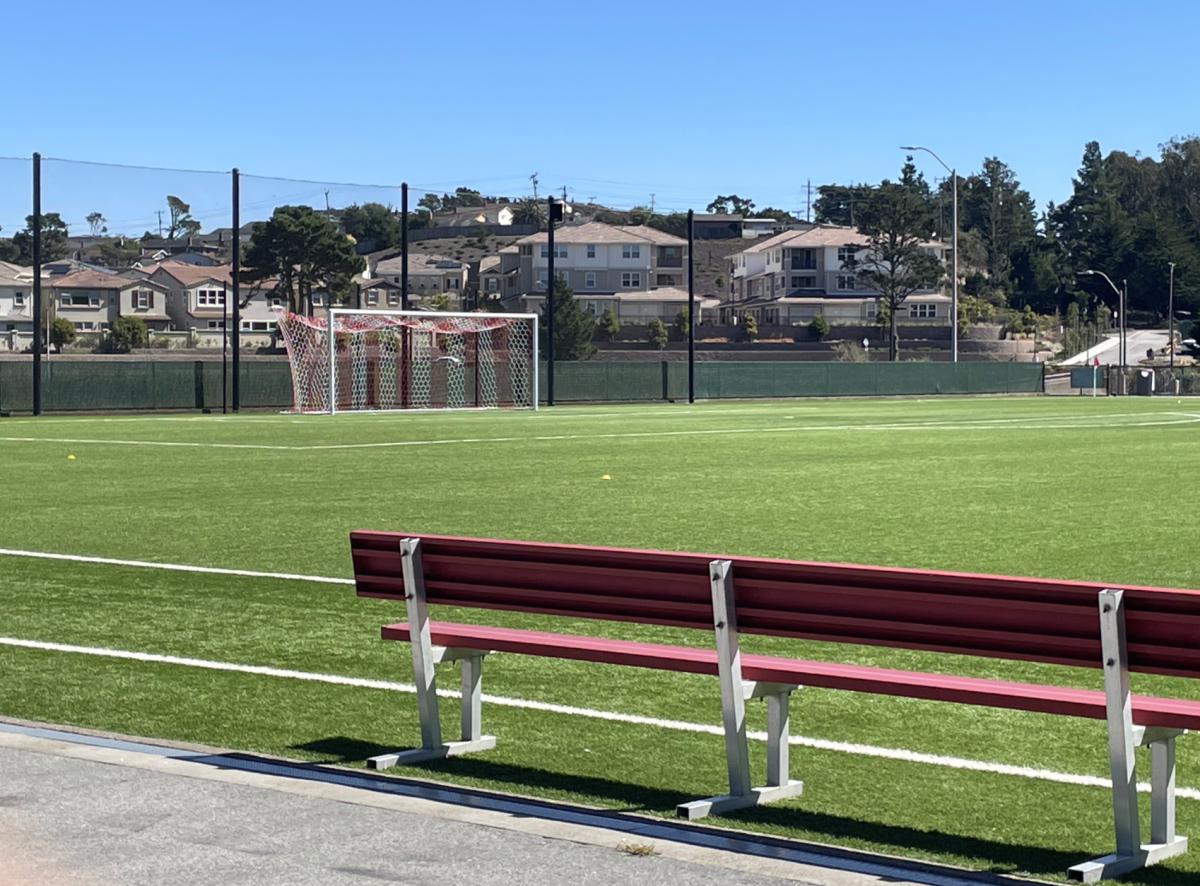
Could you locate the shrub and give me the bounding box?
[647,317,668,350]
[833,340,868,362]
[50,318,76,352]
[598,307,620,342]
[742,314,758,342]
[808,313,829,342]
[109,316,148,352]
[673,307,689,341]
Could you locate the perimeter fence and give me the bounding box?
[0,359,1043,413]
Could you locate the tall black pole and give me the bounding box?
[1169,262,1176,369]
[31,151,42,412]
[687,209,695,404]
[231,168,241,412]
[400,183,409,310]
[222,280,228,414]
[546,196,555,407]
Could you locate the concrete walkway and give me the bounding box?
[0,720,1030,886]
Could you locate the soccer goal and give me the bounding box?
[276,309,538,413]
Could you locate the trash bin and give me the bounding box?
[1136,370,1155,396]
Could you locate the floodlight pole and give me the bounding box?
[400,183,409,310]
[688,209,695,403]
[901,146,957,361]
[32,152,42,415]
[1168,262,1176,368]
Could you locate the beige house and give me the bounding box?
[150,261,282,333]
[0,264,36,350]
[371,254,468,308]
[725,225,950,326]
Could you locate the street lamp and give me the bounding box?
[901,146,957,362]
[1080,269,1126,368]
[1169,262,1176,368]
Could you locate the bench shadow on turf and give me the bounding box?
[282,736,1200,885]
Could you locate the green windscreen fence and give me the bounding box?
[0,359,1040,413]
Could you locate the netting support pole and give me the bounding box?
[231,167,240,413]
[688,208,695,405]
[328,309,337,415]
[31,152,42,416]
[547,196,556,407]
[400,183,409,311]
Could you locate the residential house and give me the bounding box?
[371,254,469,307]
[512,222,696,323]
[723,225,950,326]
[47,269,173,334]
[0,265,35,350]
[432,203,515,229]
[691,214,743,239]
[150,261,281,334]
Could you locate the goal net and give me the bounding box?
[276,310,538,413]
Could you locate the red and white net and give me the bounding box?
[277,311,535,413]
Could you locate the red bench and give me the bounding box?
[350,530,1200,882]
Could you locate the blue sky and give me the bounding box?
[3,0,1199,236]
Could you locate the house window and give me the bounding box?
[791,276,816,288]
[387,293,400,306]
[537,270,549,288]
[207,320,225,329]
[622,244,641,259]
[584,272,596,288]
[486,278,498,291]
[519,244,533,256]
[866,303,878,318]
[837,246,858,265]
[270,298,283,308]
[366,292,378,306]
[621,272,640,288]
[836,275,856,290]
[586,244,596,258]
[656,275,678,286]
[451,278,460,289]
[541,244,567,258]
[135,291,150,308]
[13,292,24,306]
[241,320,276,332]
[313,294,324,307]
[910,303,938,318]
[197,289,225,306]
[585,300,598,316]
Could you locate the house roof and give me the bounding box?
[48,269,127,290]
[374,254,465,277]
[479,255,501,273]
[0,261,33,279]
[740,226,869,254]
[118,278,171,292]
[517,221,686,246]
[150,261,233,287]
[692,214,743,223]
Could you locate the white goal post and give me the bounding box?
[276,309,538,414]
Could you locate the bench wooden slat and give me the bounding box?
[380,620,1200,730]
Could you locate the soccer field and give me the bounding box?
[2,396,1199,882]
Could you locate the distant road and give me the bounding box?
[1061,330,1169,366]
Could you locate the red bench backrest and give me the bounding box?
[350,530,1200,679]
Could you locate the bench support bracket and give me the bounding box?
[677,560,803,820]
[1068,589,1188,881]
[368,538,495,771]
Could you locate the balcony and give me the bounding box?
[790,258,816,270]
[656,257,683,268]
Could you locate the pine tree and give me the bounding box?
[538,276,596,360]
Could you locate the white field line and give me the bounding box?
[0,548,355,585]
[1,413,1197,452]
[0,634,1195,802]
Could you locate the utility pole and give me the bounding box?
[530,173,538,199]
[805,180,812,224]
[561,186,568,203]
[157,210,164,238]
[649,193,656,213]
[324,189,331,211]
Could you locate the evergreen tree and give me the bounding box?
[538,276,596,360]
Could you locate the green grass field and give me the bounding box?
[2,396,1199,882]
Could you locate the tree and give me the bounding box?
[94,238,140,268]
[86,212,107,236]
[958,158,1038,302]
[813,184,875,227]
[50,318,76,351]
[340,203,400,252]
[243,205,366,316]
[846,161,944,360]
[418,193,442,216]
[512,197,546,230]
[538,276,596,360]
[706,195,756,216]
[165,196,201,239]
[808,313,829,341]
[598,307,620,342]
[646,317,668,350]
[742,313,758,342]
[9,213,70,264]
[673,307,689,341]
[109,316,148,352]
[758,207,799,224]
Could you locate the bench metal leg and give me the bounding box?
[677,560,802,820]
[369,538,495,770]
[1068,590,1188,881]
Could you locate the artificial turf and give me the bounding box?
[1,396,1198,881]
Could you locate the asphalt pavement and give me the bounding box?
[0,720,1027,886]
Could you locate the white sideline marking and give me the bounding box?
[0,548,355,585]
[2,412,1197,452]
[0,634,1195,802]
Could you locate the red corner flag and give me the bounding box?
[1094,356,1100,366]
